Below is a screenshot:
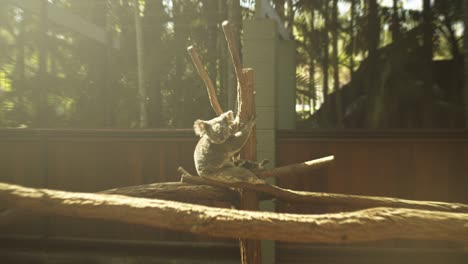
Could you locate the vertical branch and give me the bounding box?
[239,69,256,155]
[238,69,261,264]
[222,21,246,97]
[187,46,224,115]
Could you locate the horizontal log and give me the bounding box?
[100,182,238,206]
[181,173,468,213]
[1,182,467,244]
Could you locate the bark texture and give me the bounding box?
[180,173,468,213]
[1,183,467,244]
[101,182,238,206]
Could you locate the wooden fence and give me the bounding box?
[1,128,467,254]
[275,130,468,262]
[0,129,198,241]
[276,130,468,213]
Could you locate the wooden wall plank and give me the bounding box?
[0,137,46,237]
[276,131,468,252]
[1,129,467,247]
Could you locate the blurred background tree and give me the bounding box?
[0,0,465,129]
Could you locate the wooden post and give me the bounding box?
[238,69,262,264]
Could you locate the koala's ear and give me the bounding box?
[194,120,207,137]
[226,110,234,121]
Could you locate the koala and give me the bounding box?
[193,111,264,184]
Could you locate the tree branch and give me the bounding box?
[180,171,468,213]
[100,182,238,206]
[256,156,335,179]
[222,21,245,93]
[187,46,224,115]
[1,182,467,244]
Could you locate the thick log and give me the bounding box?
[1,183,467,244]
[100,182,238,206]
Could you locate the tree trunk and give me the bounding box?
[422,0,433,127]
[285,0,294,34]
[36,0,48,127]
[366,0,380,127]
[134,0,147,128]
[348,0,357,124]
[391,0,401,42]
[15,12,27,122]
[367,0,379,59]
[349,0,356,81]
[308,8,316,114]
[332,0,342,127]
[144,0,165,127]
[95,0,112,127]
[274,0,285,20]
[173,0,188,127]
[322,1,330,109]
[464,0,468,127]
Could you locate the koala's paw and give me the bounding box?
[234,159,269,170]
[202,167,266,185]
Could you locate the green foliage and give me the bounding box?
[292,0,465,128]
[0,0,464,128]
[0,0,253,128]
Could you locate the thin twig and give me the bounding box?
[256,156,335,179]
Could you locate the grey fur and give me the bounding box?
[193,111,255,178]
